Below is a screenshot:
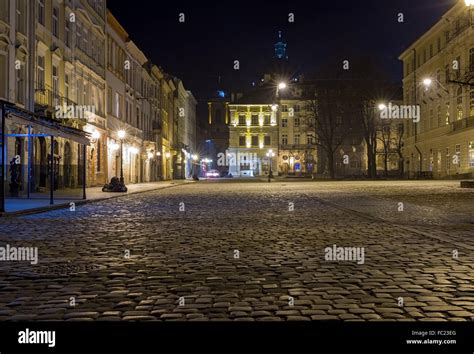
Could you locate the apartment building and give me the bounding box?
[399,0,474,178]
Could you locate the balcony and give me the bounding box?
[34,82,77,114]
[452,116,474,132]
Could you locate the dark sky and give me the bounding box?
[108,0,457,99]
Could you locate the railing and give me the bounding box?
[452,116,474,132]
[34,82,77,111]
[447,23,471,43]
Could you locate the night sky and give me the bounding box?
[108,0,457,100]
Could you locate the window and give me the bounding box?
[429,44,433,59]
[107,86,112,114]
[114,92,120,117]
[251,115,259,126]
[238,115,246,125]
[294,105,301,112]
[294,117,300,127]
[437,106,442,127]
[470,89,474,117]
[429,109,434,131]
[455,144,461,167]
[455,56,461,79]
[307,135,314,145]
[264,136,271,146]
[16,59,25,104]
[469,142,474,167]
[52,6,59,37]
[445,102,450,125]
[83,27,89,52]
[281,118,288,127]
[52,65,59,105]
[469,48,474,72]
[239,136,246,147]
[294,134,300,145]
[264,115,270,125]
[282,134,288,145]
[65,74,70,100]
[38,0,45,25]
[437,151,442,172]
[0,0,8,22]
[251,135,258,147]
[282,105,288,112]
[446,148,450,171]
[437,37,441,52]
[77,22,82,49]
[136,107,140,128]
[37,55,45,89]
[457,87,463,120]
[65,14,71,47]
[16,0,26,34]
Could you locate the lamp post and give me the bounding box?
[274,81,287,179]
[118,130,126,184]
[266,149,275,182]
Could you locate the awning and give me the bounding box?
[3,102,90,145]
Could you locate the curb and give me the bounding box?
[0,181,194,218]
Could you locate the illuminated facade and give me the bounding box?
[399,0,474,178]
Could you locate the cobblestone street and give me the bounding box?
[0,180,473,321]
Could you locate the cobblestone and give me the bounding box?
[0,180,472,321]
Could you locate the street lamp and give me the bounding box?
[266,149,275,182]
[378,103,387,111]
[422,78,432,89]
[278,82,287,90]
[118,130,126,184]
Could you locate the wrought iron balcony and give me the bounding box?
[452,116,474,132]
[34,82,77,112]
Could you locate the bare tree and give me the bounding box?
[304,82,355,179]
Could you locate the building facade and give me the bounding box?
[399,0,474,178]
[1,0,197,200]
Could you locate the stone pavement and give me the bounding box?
[0,180,473,321]
[3,180,190,214]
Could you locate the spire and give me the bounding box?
[274,31,287,60]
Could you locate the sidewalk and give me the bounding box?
[2,180,193,216]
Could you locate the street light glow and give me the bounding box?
[110,143,120,151]
[147,152,154,159]
[422,78,432,87]
[91,131,101,140]
[278,82,287,90]
[118,130,126,139]
[378,103,387,111]
[271,104,278,112]
[465,0,474,6]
